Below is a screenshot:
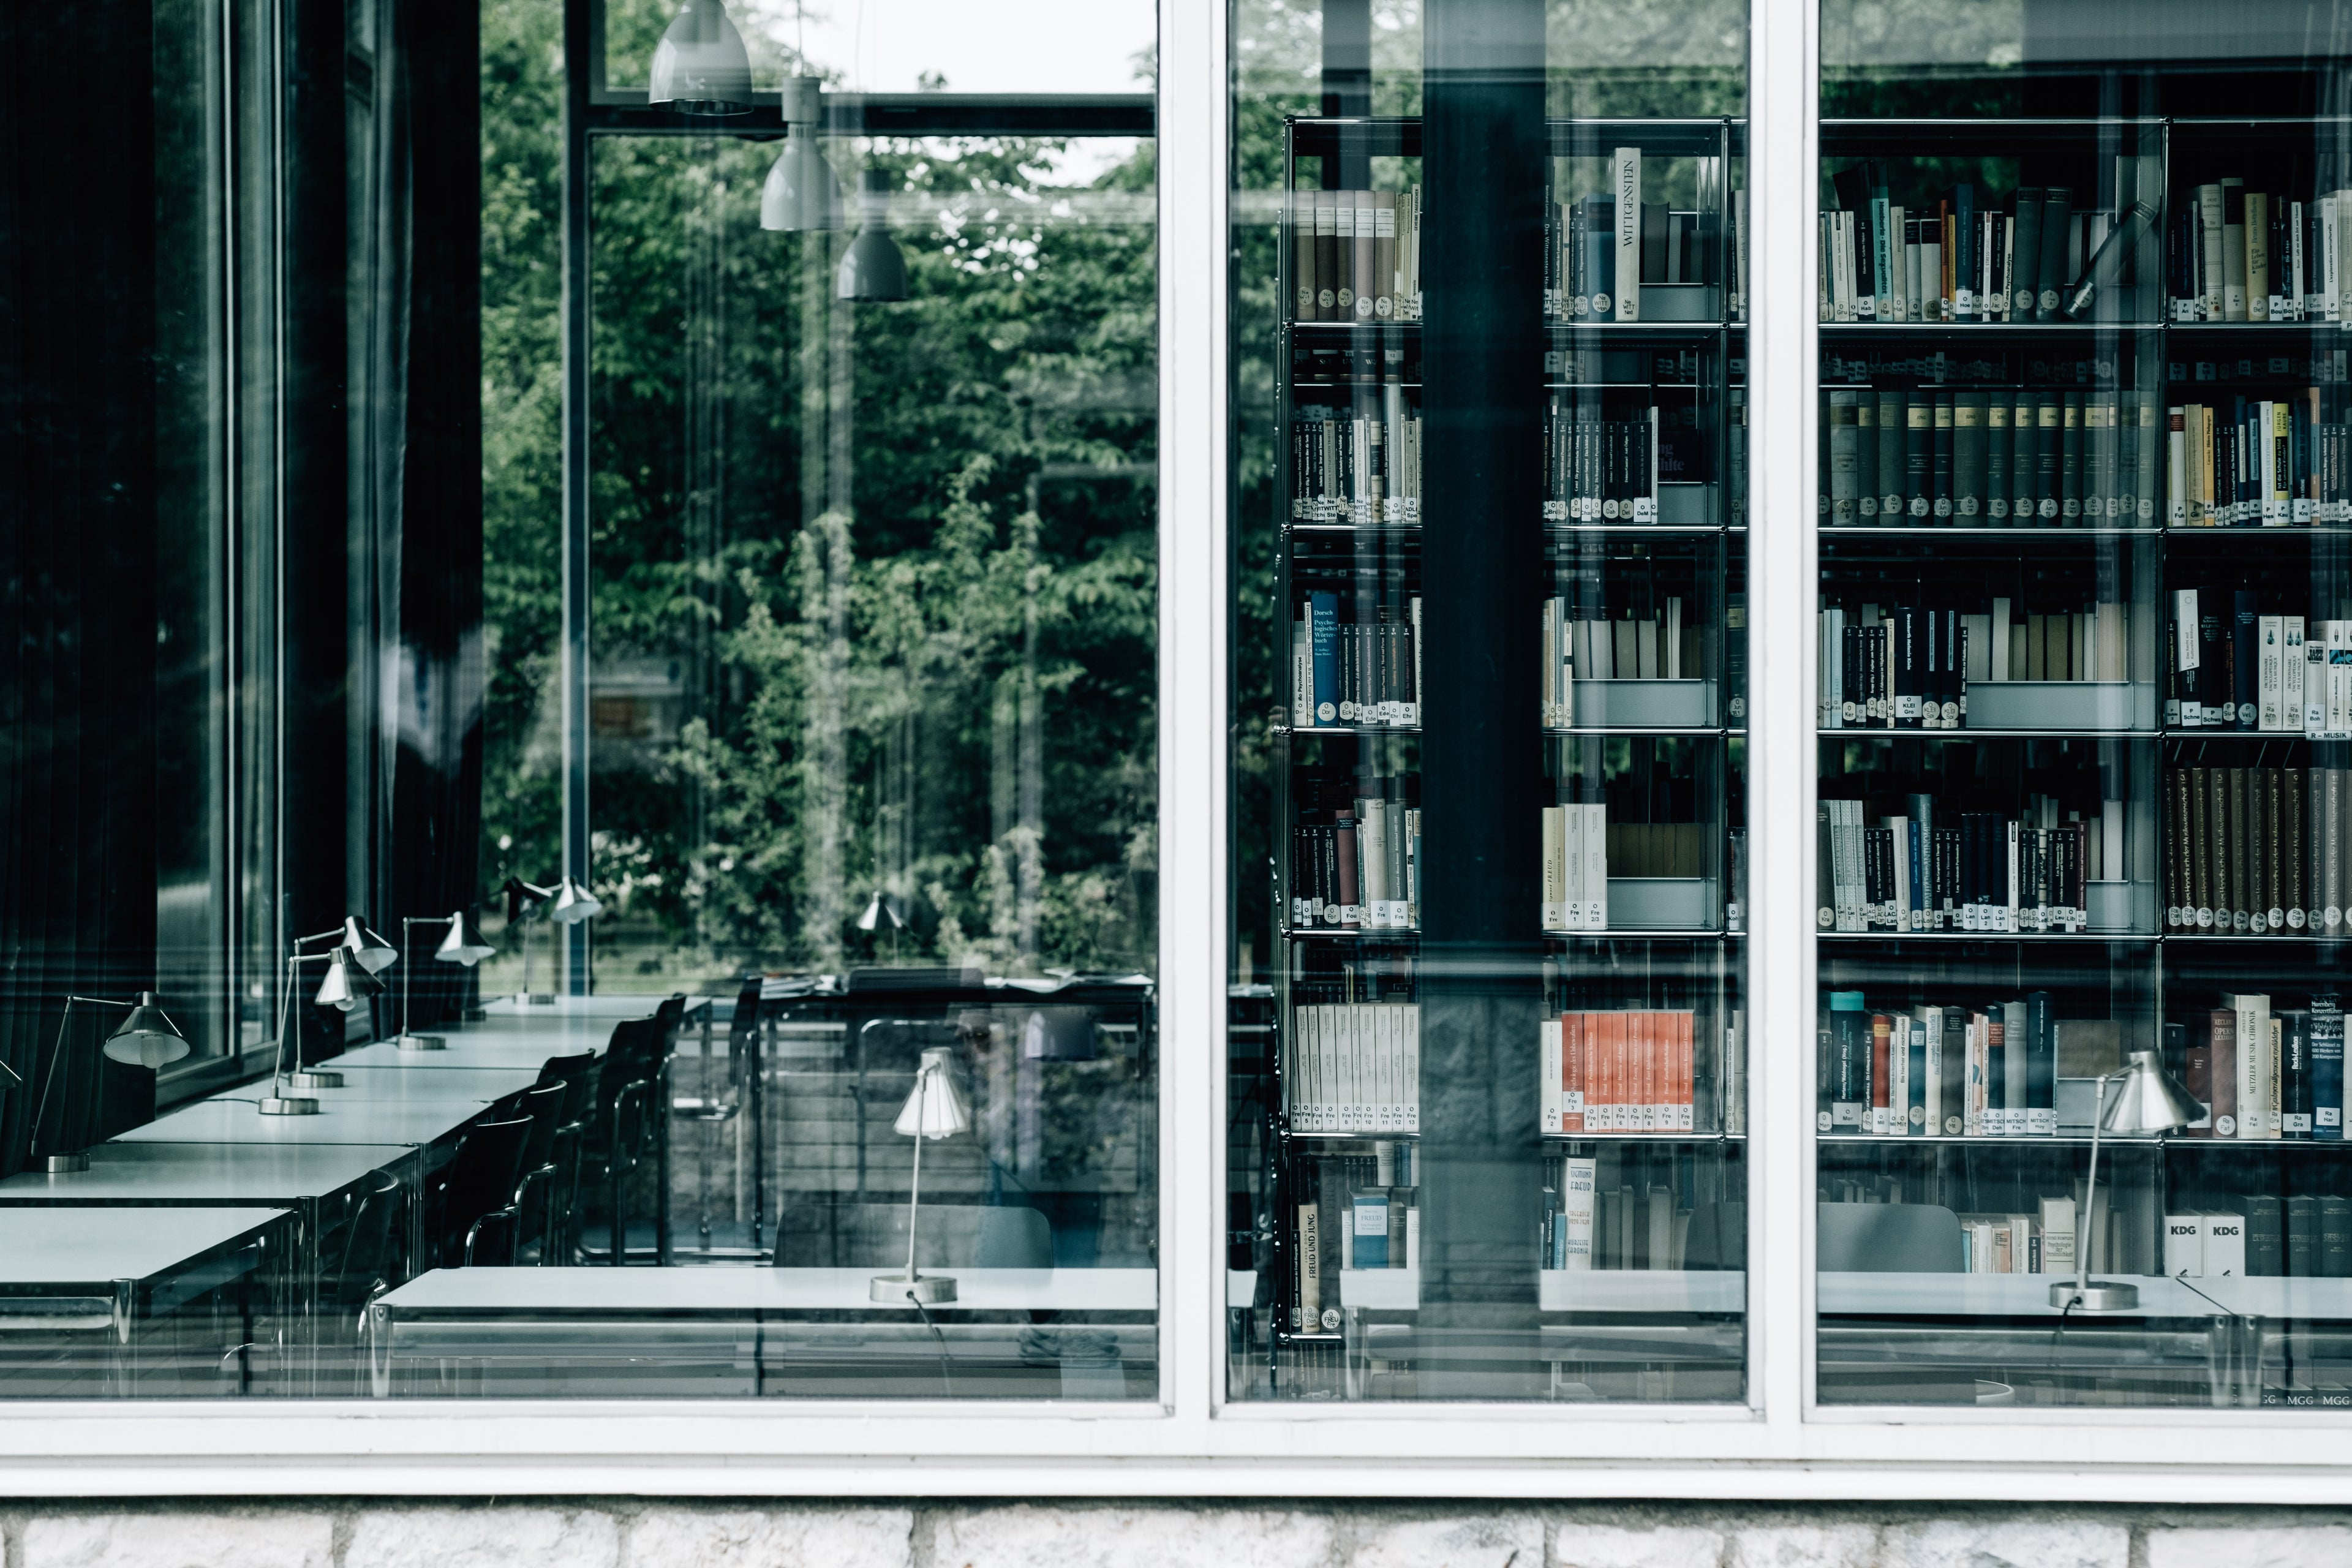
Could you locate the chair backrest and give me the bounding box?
[536,1050,596,1088]
[441,1116,534,1235]
[1817,1202,1964,1273]
[332,1169,405,1309]
[510,1080,568,1171]
[728,982,761,1038]
[543,1054,601,1126]
[974,1205,1055,1268]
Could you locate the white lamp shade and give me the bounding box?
[761,130,843,232]
[315,947,386,1012]
[341,916,398,973]
[893,1048,971,1139]
[648,0,753,115]
[434,910,496,966]
[837,170,908,301]
[550,876,602,924]
[101,992,191,1068]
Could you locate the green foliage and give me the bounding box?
[479,0,1157,982]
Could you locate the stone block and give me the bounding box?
[1880,1520,2127,1568]
[1551,1524,1725,1568]
[1728,1525,1877,1568]
[347,1508,619,1568]
[24,1512,333,1568]
[2144,1527,2352,1568]
[626,1507,911,1568]
[1348,1514,1543,1568]
[934,1506,1334,1568]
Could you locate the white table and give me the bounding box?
[295,1065,538,1101]
[114,1096,495,1148]
[0,1207,295,1395]
[367,1266,1156,1398]
[0,1140,416,1207]
[480,994,712,1019]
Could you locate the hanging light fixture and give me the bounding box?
[838,169,908,301]
[649,0,755,116]
[761,76,841,233]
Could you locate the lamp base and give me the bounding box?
[2050,1280,2140,1311]
[462,1008,487,1022]
[872,1272,957,1305]
[260,1095,321,1116]
[523,993,556,1006]
[43,1152,89,1174]
[287,1069,344,1089]
[394,1033,447,1051]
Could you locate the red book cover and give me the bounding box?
[1562,1012,1585,1133]
[1872,1013,1893,1129]
[2209,1008,2239,1137]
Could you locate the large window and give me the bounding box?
[0,0,1158,1403]
[1224,1,1751,1401]
[1813,0,2352,1409]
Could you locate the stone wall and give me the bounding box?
[4,1502,2349,1568]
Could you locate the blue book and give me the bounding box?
[1308,591,1339,725]
[1830,990,1869,1129]
[2315,995,2344,1140]
[1352,1190,1389,1269]
[1580,196,1615,320]
[2026,990,2056,1136]
[2234,589,2260,729]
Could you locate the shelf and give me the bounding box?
[1820,728,2159,739]
[1544,1131,1743,1144]
[1820,525,2162,537]
[1287,319,1730,336]
[1819,1271,2352,1321]
[1817,930,2155,943]
[1285,926,1733,941]
[1539,1269,1744,1314]
[1276,724,1732,737]
[1823,1132,2352,1148]
[1817,320,2159,335]
[1283,521,1734,537]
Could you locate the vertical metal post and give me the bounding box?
[560,0,593,995]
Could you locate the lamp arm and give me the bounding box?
[293,926,345,950]
[905,1105,924,1286]
[277,952,334,1087]
[2076,1067,2123,1301]
[29,998,80,1163]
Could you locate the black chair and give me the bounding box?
[333,1169,406,1391]
[582,1017,662,1264]
[434,1115,533,1267]
[538,1052,601,1262]
[496,1080,569,1264]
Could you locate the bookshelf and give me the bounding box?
[1816,115,2352,1407]
[1250,116,1749,1403]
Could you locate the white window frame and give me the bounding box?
[10,0,2352,1501]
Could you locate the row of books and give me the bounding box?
[1820,599,2130,730]
[2170,589,2299,730]
[1289,791,1420,932]
[1290,594,1421,729]
[1287,187,1422,325]
[2162,766,2352,935]
[1289,1152,1418,1335]
[1539,596,1695,727]
[1541,1161,1703,1271]
[1820,993,2056,1136]
[1820,795,2119,934]
[1542,152,1676,323]
[1538,1009,1698,1133]
[2168,181,2352,324]
[1959,1198,2081,1275]
[2166,393,2352,526]
[1539,804,1611,932]
[2180,995,2346,1140]
[1542,400,1665,522]
[2167,1198,2350,1278]
[1284,1002,1421,1133]
[1288,397,1422,524]
[1823,387,2162,526]
[1817,164,2151,324]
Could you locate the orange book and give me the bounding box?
[1639,1011,1657,1132]
[1596,1012,1619,1132]
[1678,1010,1695,1131]
[1562,1011,1585,1133]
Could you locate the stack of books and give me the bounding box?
[1819,992,2057,1137]
[1285,1002,1420,1133]
[1825,386,2162,526]
[1289,775,1420,932]
[2162,765,2352,936]
[1289,394,1422,523]
[2169,177,2352,323]
[1820,795,2116,935]
[2166,393,2352,526]
[1542,394,1663,522]
[2178,994,2343,1140]
[1291,592,1420,729]
[1289,187,1422,323]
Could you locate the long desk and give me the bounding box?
[116,1096,504,1147]
[367,1266,1156,1398]
[0,1207,296,1395]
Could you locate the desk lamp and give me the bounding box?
[503,878,555,1003]
[25,993,190,1172]
[871,1046,971,1305]
[280,918,396,1088]
[2052,1049,2204,1311]
[390,911,496,1050]
[263,947,385,1114]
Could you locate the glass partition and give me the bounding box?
[1226,1,1750,1403]
[1815,0,2352,1409]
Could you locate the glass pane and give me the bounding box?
[0,0,1155,1400]
[1817,0,2352,1409]
[1227,4,1749,1403]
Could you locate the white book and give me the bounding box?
[2261,615,2285,730]
[2287,617,2307,740]
[1890,1016,1912,1136]
[1403,1005,1420,1132]
[2040,1196,2077,1274]
[2335,624,2350,739]
[1561,1156,1597,1270]
[1583,802,1608,931]
[1665,595,1683,680]
[1541,1019,1562,1134]
[2102,800,2125,884]
[2293,200,2307,318]
[2310,622,2329,736]
[2203,1211,2246,1276]
[1990,598,2013,682]
[2165,1212,2206,1277]
[1562,801,1585,931]
[2228,993,2271,1142]
[1540,804,1566,930]
[2167,407,2188,523]
[1884,813,1911,932]
[1613,148,1642,322]
[2006,820,2021,937]
[2336,188,2352,326]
